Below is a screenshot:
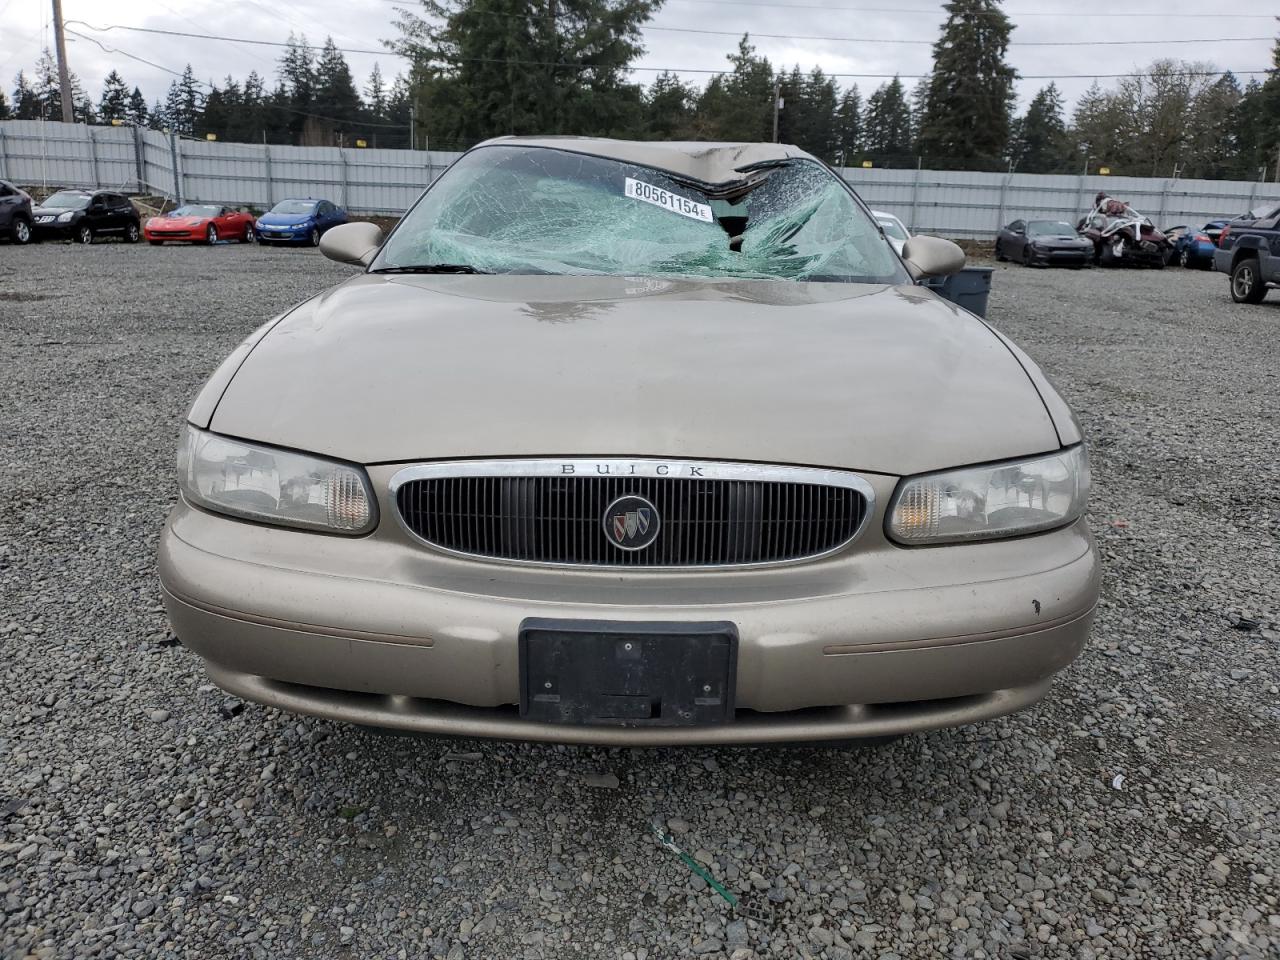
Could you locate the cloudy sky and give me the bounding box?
[2,0,1275,113]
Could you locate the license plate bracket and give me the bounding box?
[519,619,738,727]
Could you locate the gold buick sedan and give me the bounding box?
[159,138,1099,745]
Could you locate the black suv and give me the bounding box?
[1213,203,1280,304]
[31,190,141,244]
[0,179,34,244]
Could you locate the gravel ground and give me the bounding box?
[1,241,1278,960]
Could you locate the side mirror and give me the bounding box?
[319,221,383,267]
[902,235,965,281]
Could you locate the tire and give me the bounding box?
[124,221,140,244]
[11,217,32,244]
[1230,257,1267,304]
[309,227,321,247]
[205,224,218,245]
[1178,249,1190,268]
[243,223,255,243]
[1099,244,1118,268]
[77,224,93,245]
[995,241,1007,262]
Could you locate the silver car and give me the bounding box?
[159,137,1098,745]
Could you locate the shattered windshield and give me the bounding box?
[375,145,907,283]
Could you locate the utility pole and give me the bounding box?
[771,83,782,143]
[409,102,415,150]
[51,0,75,122]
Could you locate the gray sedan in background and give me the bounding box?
[159,137,1098,745]
[996,218,1093,267]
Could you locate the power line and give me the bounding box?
[64,22,1277,80]
[642,24,1274,46]
[371,2,1278,45]
[659,0,1278,15]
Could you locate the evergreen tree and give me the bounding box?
[365,64,389,121]
[916,0,1016,169]
[691,35,775,143]
[1011,83,1069,173]
[33,48,87,120]
[98,70,130,123]
[645,71,695,139]
[278,34,317,143]
[862,76,913,161]
[149,99,167,131]
[126,86,149,126]
[1231,38,1280,181]
[12,72,40,119]
[392,0,657,145]
[832,86,862,166]
[313,37,363,143]
[0,89,9,121]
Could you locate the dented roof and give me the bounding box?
[473,136,820,186]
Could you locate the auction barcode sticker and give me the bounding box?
[624,178,713,223]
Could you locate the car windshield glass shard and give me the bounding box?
[370,264,491,274]
[272,200,319,215]
[375,146,905,284]
[42,192,90,210]
[1028,221,1076,236]
[172,204,221,218]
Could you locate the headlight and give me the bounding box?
[57,211,74,222]
[177,425,376,534]
[888,445,1089,545]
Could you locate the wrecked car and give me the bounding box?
[1078,193,1171,268]
[159,137,1099,745]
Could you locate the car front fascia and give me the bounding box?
[159,464,1098,743]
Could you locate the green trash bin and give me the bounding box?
[927,266,994,318]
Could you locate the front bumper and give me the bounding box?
[146,229,205,242]
[31,219,75,238]
[255,227,311,242]
[1028,246,1091,266]
[159,476,1099,744]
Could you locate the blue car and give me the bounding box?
[1165,224,1217,270]
[254,198,347,246]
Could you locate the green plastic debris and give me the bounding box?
[652,824,773,923]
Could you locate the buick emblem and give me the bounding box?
[602,495,661,551]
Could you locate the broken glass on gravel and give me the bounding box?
[376,145,904,284]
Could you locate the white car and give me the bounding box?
[873,210,910,255]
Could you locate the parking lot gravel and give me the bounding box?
[2,241,1278,960]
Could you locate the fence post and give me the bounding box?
[0,127,7,179]
[132,125,145,193]
[996,173,1012,235]
[264,144,273,207]
[340,148,349,209]
[168,129,183,203]
[1157,180,1169,226]
[87,126,100,188]
[908,158,922,233]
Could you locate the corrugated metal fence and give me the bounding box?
[3,119,1278,236]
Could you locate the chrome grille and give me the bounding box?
[391,460,872,567]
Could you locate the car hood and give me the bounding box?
[1032,235,1088,243]
[151,216,207,227]
[258,213,314,226]
[32,206,80,217]
[208,275,1062,475]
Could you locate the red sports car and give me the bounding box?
[144,204,256,245]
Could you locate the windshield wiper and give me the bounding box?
[371,264,491,274]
